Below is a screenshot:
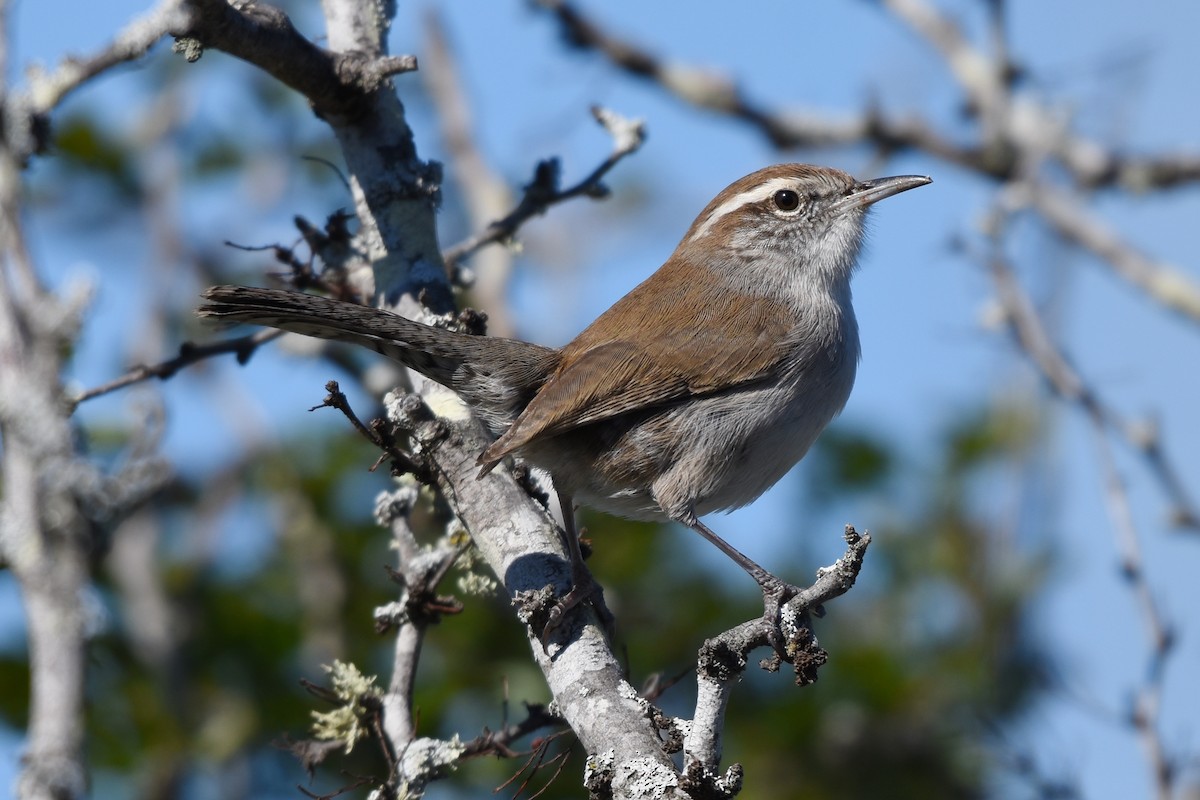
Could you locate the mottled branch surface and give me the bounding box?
[175,0,416,123]
[173,1,715,797]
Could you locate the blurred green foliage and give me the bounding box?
[54,114,143,200]
[1,398,1051,799]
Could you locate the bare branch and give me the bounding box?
[684,526,871,777]
[879,0,1010,122]
[0,0,188,164]
[26,0,189,117]
[981,235,1200,531]
[376,488,423,756]
[985,250,1178,798]
[533,0,1200,193]
[1027,184,1200,325]
[69,328,282,411]
[873,0,1200,193]
[532,0,988,165]
[1091,428,1175,800]
[442,106,646,272]
[1,37,91,800]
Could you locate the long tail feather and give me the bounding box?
[198,285,559,429]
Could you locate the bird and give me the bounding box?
[199,163,930,642]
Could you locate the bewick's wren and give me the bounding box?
[200,163,930,640]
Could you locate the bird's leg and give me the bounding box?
[679,511,799,659]
[541,489,614,645]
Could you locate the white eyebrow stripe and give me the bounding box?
[686,177,799,244]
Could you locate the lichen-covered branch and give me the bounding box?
[415,411,690,799]
[684,527,871,782]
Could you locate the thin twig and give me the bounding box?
[300,155,353,194]
[1090,427,1174,800]
[984,245,1177,800]
[525,743,572,800]
[308,380,420,475]
[441,105,646,271]
[983,244,1200,530]
[460,703,564,759]
[494,728,573,798]
[1030,184,1200,325]
[69,328,282,411]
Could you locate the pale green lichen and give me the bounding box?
[310,660,384,753]
[456,571,498,596]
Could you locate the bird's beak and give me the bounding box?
[833,174,932,213]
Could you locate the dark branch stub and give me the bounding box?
[309,381,426,478]
[460,703,565,760]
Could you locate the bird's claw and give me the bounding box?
[539,572,615,648]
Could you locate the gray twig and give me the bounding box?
[984,237,1178,800]
[70,329,282,411]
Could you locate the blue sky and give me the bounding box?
[5,1,1200,798]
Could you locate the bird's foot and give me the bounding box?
[540,570,615,648]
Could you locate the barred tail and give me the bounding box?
[198,286,559,425]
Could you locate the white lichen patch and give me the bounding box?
[374,481,419,526]
[583,748,616,792]
[373,600,408,627]
[671,717,693,739]
[622,756,680,798]
[401,735,465,778]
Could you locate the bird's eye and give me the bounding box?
[773,189,801,212]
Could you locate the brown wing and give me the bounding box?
[479,262,793,469]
